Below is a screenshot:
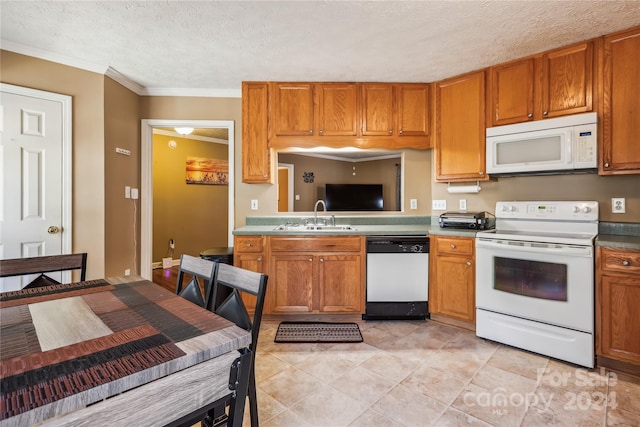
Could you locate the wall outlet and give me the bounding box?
[125,186,131,199]
[612,198,626,213]
[432,200,447,210]
[131,188,139,199]
[124,268,131,276]
[459,199,467,211]
[410,199,418,210]
[295,194,300,201]
[162,257,172,269]
[250,199,258,210]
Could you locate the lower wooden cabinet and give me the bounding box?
[429,235,475,324]
[233,235,267,312]
[596,246,640,369]
[268,235,364,314]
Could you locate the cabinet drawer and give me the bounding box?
[599,247,640,275]
[436,237,474,256]
[270,236,362,252]
[235,236,264,253]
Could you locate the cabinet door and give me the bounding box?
[270,254,314,313]
[435,256,475,322]
[361,84,394,136]
[318,254,362,312]
[488,58,535,126]
[396,84,430,137]
[601,27,640,174]
[241,82,271,183]
[270,82,315,137]
[235,252,266,312]
[598,274,640,364]
[317,83,359,136]
[436,71,488,182]
[541,42,593,119]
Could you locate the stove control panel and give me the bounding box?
[495,201,599,221]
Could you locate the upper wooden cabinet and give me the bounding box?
[487,41,594,127]
[541,42,593,118]
[269,82,315,137]
[435,70,488,182]
[265,82,431,149]
[489,58,535,126]
[241,82,271,183]
[396,84,431,137]
[361,83,394,136]
[316,83,359,136]
[600,26,640,175]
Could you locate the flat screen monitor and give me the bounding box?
[325,184,383,211]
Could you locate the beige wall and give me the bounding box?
[104,77,140,276]
[1,51,107,279]
[152,133,228,261]
[430,149,640,222]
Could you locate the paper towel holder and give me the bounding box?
[447,181,482,194]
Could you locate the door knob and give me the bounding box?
[48,226,60,234]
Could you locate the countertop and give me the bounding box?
[233,215,485,238]
[234,216,640,248]
[597,222,640,250]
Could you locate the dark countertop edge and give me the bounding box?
[596,234,640,250]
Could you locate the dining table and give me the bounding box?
[0,275,252,427]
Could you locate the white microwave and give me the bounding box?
[486,112,597,175]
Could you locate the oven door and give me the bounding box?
[475,237,594,332]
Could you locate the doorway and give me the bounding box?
[141,120,235,280]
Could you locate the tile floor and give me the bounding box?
[245,317,640,427]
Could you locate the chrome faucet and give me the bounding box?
[314,200,326,225]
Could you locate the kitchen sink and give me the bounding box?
[273,224,356,232]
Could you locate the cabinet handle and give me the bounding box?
[543,111,548,116]
[309,258,313,262]
[246,243,252,248]
[309,129,313,134]
[388,130,393,135]
[263,174,267,178]
[604,163,610,168]
[399,130,404,135]
[320,258,324,263]
[319,129,324,135]
[466,261,472,266]
[527,113,533,118]
[479,171,484,175]
[257,257,262,262]
[450,244,456,249]
[622,260,630,266]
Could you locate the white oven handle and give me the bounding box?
[476,238,593,257]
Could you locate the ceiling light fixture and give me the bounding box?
[174,127,194,135]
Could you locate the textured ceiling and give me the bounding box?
[1,1,639,95]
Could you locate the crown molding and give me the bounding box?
[1,40,108,75]
[105,66,145,95]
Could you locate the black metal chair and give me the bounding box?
[0,253,87,288]
[204,262,268,427]
[175,254,216,308]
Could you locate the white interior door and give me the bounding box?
[0,84,72,291]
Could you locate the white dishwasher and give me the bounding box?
[363,236,430,320]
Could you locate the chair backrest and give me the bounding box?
[0,253,88,288]
[175,254,216,308]
[209,263,268,352]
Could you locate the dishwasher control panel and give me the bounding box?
[366,236,430,253]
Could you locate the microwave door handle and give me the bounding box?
[567,132,572,164]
